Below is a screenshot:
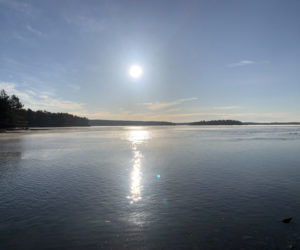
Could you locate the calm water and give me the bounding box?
[1,126,300,249]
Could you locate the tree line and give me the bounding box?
[90,119,174,126]
[188,120,243,125]
[0,90,89,128]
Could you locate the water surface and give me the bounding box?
[1,126,300,249]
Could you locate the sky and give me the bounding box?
[0,0,300,122]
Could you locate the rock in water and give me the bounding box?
[281,217,292,223]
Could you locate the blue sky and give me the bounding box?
[0,0,300,122]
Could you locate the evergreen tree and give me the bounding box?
[0,90,27,128]
[0,89,89,128]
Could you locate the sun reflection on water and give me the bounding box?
[127,129,149,144]
[126,128,149,204]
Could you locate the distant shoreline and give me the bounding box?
[1,122,300,135]
[2,91,299,130]
[89,120,300,126]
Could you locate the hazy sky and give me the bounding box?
[1,0,300,122]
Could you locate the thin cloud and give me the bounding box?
[64,14,106,33]
[213,106,241,110]
[77,109,299,123]
[179,97,198,102]
[165,108,182,112]
[228,60,269,68]
[0,0,37,15]
[218,112,298,122]
[229,60,254,67]
[141,97,198,111]
[0,82,85,113]
[78,110,235,123]
[26,25,45,38]
[67,84,80,91]
[142,101,181,111]
[74,110,208,122]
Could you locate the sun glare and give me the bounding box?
[129,65,143,78]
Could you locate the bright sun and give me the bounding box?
[129,65,143,78]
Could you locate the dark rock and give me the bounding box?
[281,217,292,223]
